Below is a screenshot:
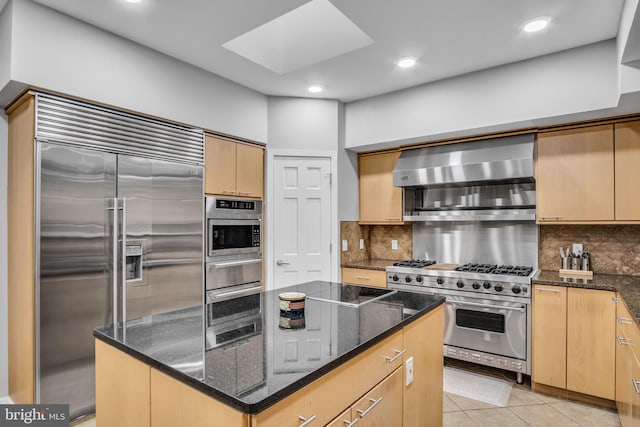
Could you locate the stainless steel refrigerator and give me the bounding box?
[34,94,204,419]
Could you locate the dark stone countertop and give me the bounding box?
[341,258,399,271]
[533,270,640,325]
[94,280,444,414]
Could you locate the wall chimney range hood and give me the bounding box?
[394,134,536,221]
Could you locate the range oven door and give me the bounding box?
[444,294,527,360]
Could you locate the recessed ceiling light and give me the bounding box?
[306,85,325,94]
[396,57,417,68]
[522,17,551,33]
[124,0,142,3]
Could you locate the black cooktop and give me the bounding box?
[393,259,437,268]
[455,263,533,276]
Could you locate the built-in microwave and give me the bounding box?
[206,197,262,258]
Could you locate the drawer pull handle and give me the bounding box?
[618,317,634,325]
[238,191,252,196]
[343,418,359,427]
[617,336,632,345]
[633,379,640,396]
[385,349,406,363]
[357,397,382,418]
[386,218,402,221]
[223,189,238,194]
[540,216,561,220]
[536,288,560,293]
[356,276,370,280]
[612,297,621,303]
[298,415,316,426]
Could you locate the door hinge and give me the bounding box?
[329,243,332,253]
[326,172,332,185]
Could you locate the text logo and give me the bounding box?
[0,405,69,426]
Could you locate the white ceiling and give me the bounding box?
[27,0,625,102]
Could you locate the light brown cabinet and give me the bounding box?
[614,296,640,427]
[532,285,567,389]
[341,267,387,288]
[327,368,403,427]
[614,120,640,220]
[537,121,640,223]
[532,286,615,400]
[205,135,264,198]
[358,151,403,224]
[536,125,615,222]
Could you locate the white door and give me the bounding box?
[272,156,332,289]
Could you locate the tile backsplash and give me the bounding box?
[340,221,412,263]
[539,225,640,276]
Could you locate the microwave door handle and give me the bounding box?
[210,259,262,268]
[446,300,525,312]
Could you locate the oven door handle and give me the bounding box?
[209,259,262,268]
[446,300,526,312]
[207,285,262,303]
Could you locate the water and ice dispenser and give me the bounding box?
[126,243,143,281]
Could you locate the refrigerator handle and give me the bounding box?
[121,197,128,331]
[111,198,119,335]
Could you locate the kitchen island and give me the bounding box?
[93,281,445,426]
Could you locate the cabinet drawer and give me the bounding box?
[342,268,387,288]
[253,331,404,427]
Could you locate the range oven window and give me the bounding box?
[455,309,505,334]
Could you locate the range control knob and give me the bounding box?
[456,280,465,289]
[512,286,522,294]
[483,281,491,289]
[416,275,424,283]
[472,281,481,290]
[437,277,445,285]
[392,274,399,282]
[405,276,412,283]
[494,284,504,292]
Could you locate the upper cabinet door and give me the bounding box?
[615,120,640,221]
[236,143,264,198]
[205,135,264,199]
[359,151,403,224]
[205,135,237,196]
[536,125,614,222]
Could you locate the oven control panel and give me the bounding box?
[387,272,529,297]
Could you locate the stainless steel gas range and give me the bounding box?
[387,260,537,383]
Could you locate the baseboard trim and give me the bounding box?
[531,381,616,410]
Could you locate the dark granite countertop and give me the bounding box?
[94,281,444,414]
[533,270,640,325]
[341,258,398,271]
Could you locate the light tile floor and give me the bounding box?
[443,360,621,427]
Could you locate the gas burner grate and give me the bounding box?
[393,259,437,268]
[455,263,533,276]
[455,263,498,273]
[493,265,533,276]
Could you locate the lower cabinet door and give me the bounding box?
[352,367,403,427]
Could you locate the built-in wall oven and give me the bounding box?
[205,197,263,303]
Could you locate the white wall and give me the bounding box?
[267,97,339,149]
[0,0,11,90]
[5,0,268,142]
[0,112,7,398]
[337,102,358,221]
[345,40,620,150]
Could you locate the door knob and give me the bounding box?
[276,259,290,266]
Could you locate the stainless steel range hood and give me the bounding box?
[394,134,536,221]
